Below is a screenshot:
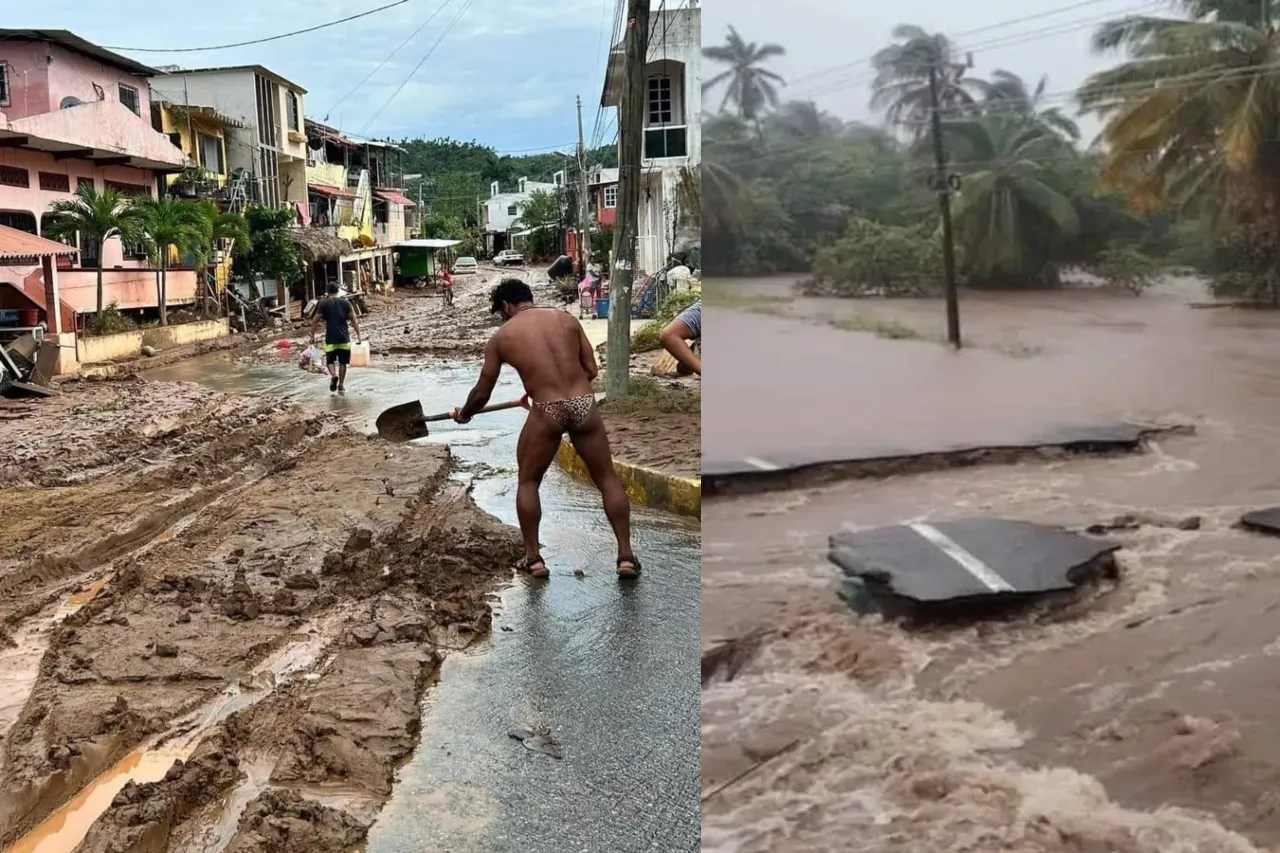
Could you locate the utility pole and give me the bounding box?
[607,0,650,400]
[575,94,591,275]
[927,63,962,349]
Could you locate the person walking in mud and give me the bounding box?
[450,278,639,578]
[310,282,363,394]
[659,298,701,376]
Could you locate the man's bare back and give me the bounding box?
[492,306,597,408]
[451,278,637,578]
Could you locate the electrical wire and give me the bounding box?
[322,0,457,122]
[358,0,478,134]
[103,0,412,53]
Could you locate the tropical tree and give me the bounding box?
[943,115,1080,284]
[703,26,786,119]
[1077,1,1280,221]
[981,69,1081,140]
[44,184,143,318]
[871,25,984,131]
[132,196,208,325]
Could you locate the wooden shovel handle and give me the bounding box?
[421,396,528,423]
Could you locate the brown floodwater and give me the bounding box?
[702,276,1280,852]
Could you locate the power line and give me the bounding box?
[104,0,411,53]
[322,0,456,122]
[359,0,478,133]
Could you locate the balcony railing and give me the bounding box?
[643,125,688,160]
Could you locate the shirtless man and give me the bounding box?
[450,278,638,578]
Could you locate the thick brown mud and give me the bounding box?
[0,374,520,852]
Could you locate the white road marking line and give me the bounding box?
[743,456,780,471]
[908,523,1016,593]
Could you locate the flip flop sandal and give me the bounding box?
[517,555,549,578]
[616,555,642,578]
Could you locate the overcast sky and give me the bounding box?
[10,0,617,153]
[702,0,1156,143]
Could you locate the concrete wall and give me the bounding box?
[0,40,152,119]
[54,268,199,312]
[153,70,258,137]
[77,318,228,364]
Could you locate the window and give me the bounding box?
[104,180,147,196]
[168,132,182,149]
[118,83,141,116]
[0,211,36,234]
[0,65,10,106]
[643,126,688,159]
[604,185,617,208]
[647,75,672,124]
[507,204,518,216]
[197,132,225,174]
[122,237,148,260]
[150,102,164,133]
[287,91,300,131]
[0,166,29,188]
[77,177,94,193]
[38,172,71,193]
[81,236,101,268]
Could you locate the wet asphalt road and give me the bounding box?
[145,353,701,852]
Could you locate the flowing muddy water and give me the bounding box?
[141,353,702,851]
[702,276,1280,851]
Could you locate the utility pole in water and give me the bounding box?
[927,61,963,349]
[576,94,591,274]
[606,0,650,399]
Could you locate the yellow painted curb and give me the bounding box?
[555,438,701,518]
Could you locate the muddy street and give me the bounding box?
[0,271,700,852]
[702,277,1280,852]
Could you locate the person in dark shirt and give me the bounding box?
[310,283,363,393]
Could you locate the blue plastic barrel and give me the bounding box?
[595,298,610,319]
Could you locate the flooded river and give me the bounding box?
[702,277,1280,851]
[142,352,701,852]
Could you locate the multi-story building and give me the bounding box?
[601,2,701,273]
[587,166,619,227]
[150,64,308,210]
[301,120,410,296]
[480,176,558,256]
[0,28,191,366]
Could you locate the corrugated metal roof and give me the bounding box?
[0,225,78,261]
[374,189,414,207]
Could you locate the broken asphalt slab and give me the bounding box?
[704,422,1194,496]
[829,518,1120,618]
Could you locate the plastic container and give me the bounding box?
[595,298,610,319]
[349,341,371,368]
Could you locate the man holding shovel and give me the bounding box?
[450,278,639,579]
[310,282,363,394]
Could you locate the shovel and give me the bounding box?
[375,396,528,442]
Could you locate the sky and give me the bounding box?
[9,0,621,154]
[701,0,1156,144]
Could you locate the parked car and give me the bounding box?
[494,249,524,266]
[453,256,478,274]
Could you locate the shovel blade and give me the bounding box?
[376,400,429,442]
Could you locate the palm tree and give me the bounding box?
[943,115,1080,283]
[764,100,844,141]
[131,196,208,325]
[702,113,755,236]
[982,69,1081,141]
[44,184,143,318]
[871,25,984,131]
[1076,0,1280,220]
[703,26,786,120]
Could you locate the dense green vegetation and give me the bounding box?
[702,9,1280,298]
[397,137,616,226]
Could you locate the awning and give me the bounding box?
[397,239,460,249]
[0,224,78,261]
[375,189,414,207]
[309,184,356,200]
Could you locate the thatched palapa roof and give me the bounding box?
[288,228,352,262]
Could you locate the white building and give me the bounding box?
[601,1,701,274]
[480,176,559,255]
[150,64,308,209]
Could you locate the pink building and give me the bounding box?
[0,28,192,354]
[587,166,618,228]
